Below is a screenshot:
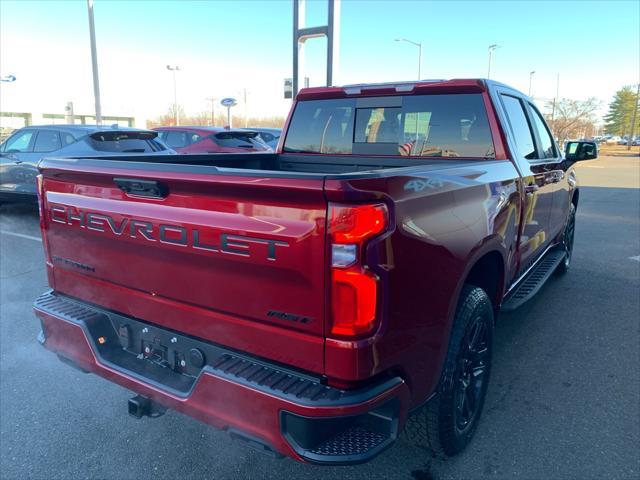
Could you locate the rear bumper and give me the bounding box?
[34,291,410,464]
[0,191,38,203]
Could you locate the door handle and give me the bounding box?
[114,177,168,199]
[524,184,539,194]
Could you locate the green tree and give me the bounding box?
[604,86,640,136]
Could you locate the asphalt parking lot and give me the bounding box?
[1,155,638,480]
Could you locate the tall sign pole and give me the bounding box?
[293,0,340,98]
[87,0,102,125]
[628,83,639,151]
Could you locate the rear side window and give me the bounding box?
[61,132,77,146]
[162,131,202,148]
[259,132,275,143]
[164,131,190,148]
[34,130,62,152]
[283,94,495,158]
[500,95,536,160]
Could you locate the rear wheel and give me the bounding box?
[556,203,576,275]
[403,285,494,457]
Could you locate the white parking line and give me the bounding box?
[0,230,42,242]
[630,255,640,262]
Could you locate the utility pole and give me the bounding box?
[628,83,639,151]
[551,73,560,138]
[487,44,500,79]
[243,88,248,128]
[166,65,181,125]
[206,97,216,126]
[86,0,102,125]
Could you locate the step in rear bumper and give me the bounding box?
[33,291,410,464]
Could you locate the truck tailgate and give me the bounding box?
[39,159,327,373]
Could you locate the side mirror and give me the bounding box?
[565,141,598,161]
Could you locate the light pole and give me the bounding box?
[528,70,536,97]
[487,44,500,79]
[395,38,422,80]
[628,83,639,151]
[166,65,181,125]
[87,0,102,125]
[206,97,216,126]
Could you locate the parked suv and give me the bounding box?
[0,125,174,203]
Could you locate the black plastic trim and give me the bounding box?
[34,291,403,407]
[502,248,565,311]
[39,154,503,181]
[281,398,399,465]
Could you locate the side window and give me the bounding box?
[189,133,202,144]
[501,95,536,160]
[3,130,35,153]
[529,105,556,158]
[61,132,77,146]
[165,131,189,148]
[260,133,275,143]
[34,130,62,152]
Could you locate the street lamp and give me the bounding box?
[166,65,181,125]
[87,0,102,125]
[487,44,500,79]
[528,70,536,97]
[395,38,422,80]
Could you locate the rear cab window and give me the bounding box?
[283,94,495,158]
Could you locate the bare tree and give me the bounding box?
[147,105,285,129]
[545,98,601,145]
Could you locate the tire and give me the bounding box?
[402,285,494,457]
[556,203,576,275]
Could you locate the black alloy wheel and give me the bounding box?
[454,314,489,434]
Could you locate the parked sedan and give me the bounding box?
[154,126,272,153]
[0,125,174,203]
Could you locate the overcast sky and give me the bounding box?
[1,0,638,124]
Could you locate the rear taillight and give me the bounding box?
[328,203,388,337]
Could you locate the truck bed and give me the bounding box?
[47,152,473,176]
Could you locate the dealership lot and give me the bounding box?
[0,155,638,480]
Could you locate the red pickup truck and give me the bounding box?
[34,79,597,465]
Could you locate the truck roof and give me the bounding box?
[296,78,517,100]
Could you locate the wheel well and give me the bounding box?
[572,189,579,209]
[465,251,504,309]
